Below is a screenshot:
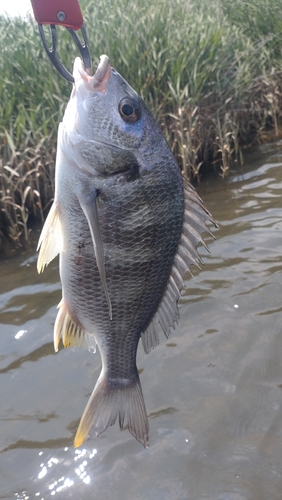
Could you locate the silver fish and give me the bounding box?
[37,54,216,448]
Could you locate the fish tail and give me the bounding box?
[74,374,149,448]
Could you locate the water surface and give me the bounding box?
[0,141,282,500]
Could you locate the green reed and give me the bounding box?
[1,0,282,253]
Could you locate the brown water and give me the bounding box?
[0,141,281,500]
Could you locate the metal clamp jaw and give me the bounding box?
[30,0,92,82]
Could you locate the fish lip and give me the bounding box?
[74,55,111,93]
[91,54,111,91]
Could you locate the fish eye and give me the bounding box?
[118,98,141,123]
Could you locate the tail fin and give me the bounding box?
[74,375,149,448]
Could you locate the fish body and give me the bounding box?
[37,55,215,448]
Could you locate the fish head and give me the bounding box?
[62,55,158,176]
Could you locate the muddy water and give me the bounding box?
[0,141,282,500]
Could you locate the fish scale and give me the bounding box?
[37,54,216,448]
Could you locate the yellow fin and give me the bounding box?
[37,202,62,273]
[54,300,96,354]
[74,375,149,448]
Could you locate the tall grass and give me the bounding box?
[1,0,282,253]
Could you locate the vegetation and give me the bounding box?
[1,0,282,253]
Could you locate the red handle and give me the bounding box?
[30,0,83,30]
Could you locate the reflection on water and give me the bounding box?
[37,447,97,490]
[0,141,282,499]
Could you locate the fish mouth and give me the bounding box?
[74,55,111,93]
[91,55,111,92]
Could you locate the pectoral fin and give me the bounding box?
[78,190,112,319]
[37,202,62,273]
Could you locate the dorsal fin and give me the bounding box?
[141,178,217,353]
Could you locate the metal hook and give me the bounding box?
[67,24,92,74]
[38,23,92,83]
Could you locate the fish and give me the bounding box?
[37,54,216,448]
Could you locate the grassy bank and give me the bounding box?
[1,0,282,254]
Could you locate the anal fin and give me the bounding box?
[54,300,96,354]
